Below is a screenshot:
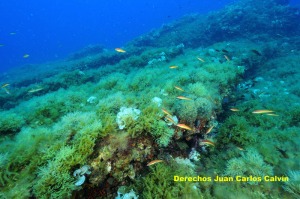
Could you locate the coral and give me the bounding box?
[116,107,141,130]
[73,165,91,186]
[189,148,201,162]
[151,97,162,107]
[115,188,139,199]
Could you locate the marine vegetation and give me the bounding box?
[0,0,299,198]
[134,162,203,199]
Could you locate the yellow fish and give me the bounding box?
[237,146,244,151]
[176,96,192,100]
[206,126,214,134]
[176,124,192,131]
[147,160,164,166]
[162,108,172,116]
[266,113,279,116]
[23,54,30,58]
[197,57,205,62]
[165,116,176,124]
[1,83,9,88]
[224,55,230,61]
[115,48,126,53]
[252,110,275,114]
[169,65,178,69]
[2,88,10,94]
[200,139,215,147]
[1,83,10,94]
[230,108,239,112]
[28,88,44,93]
[174,86,184,92]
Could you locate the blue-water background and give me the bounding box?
[0,0,299,73]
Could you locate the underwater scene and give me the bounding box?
[0,0,300,198]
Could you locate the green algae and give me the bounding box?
[0,0,299,198]
[134,163,203,199]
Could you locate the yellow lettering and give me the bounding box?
[264,176,270,181]
[257,177,262,181]
[174,176,179,181]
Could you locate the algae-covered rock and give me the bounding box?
[224,148,273,185]
[0,112,24,135]
[283,170,300,198]
[0,0,299,198]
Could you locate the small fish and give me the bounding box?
[252,109,275,114]
[276,33,284,37]
[23,54,30,58]
[224,55,230,61]
[1,83,10,94]
[201,139,215,147]
[115,48,126,53]
[206,126,214,134]
[174,86,184,92]
[222,49,229,53]
[10,32,16,35]
[0,44,4,47]
[251,49,262,56]
[275,146,289,158]
[176,96,192,100]
[165,116,176,124]
[266,113,279,116]
[197,57,205,62]
[230,108,239,112]
[177,124,192,131]
[162,108,172,116]
[2,87,10,94]
[147,160,164,166]
[28,88,44,93]
[237,146,244,151]
[1,83,9,88]
[169,65,178,69]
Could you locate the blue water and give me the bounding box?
[1,0,300,74]
[0,0,237,73]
